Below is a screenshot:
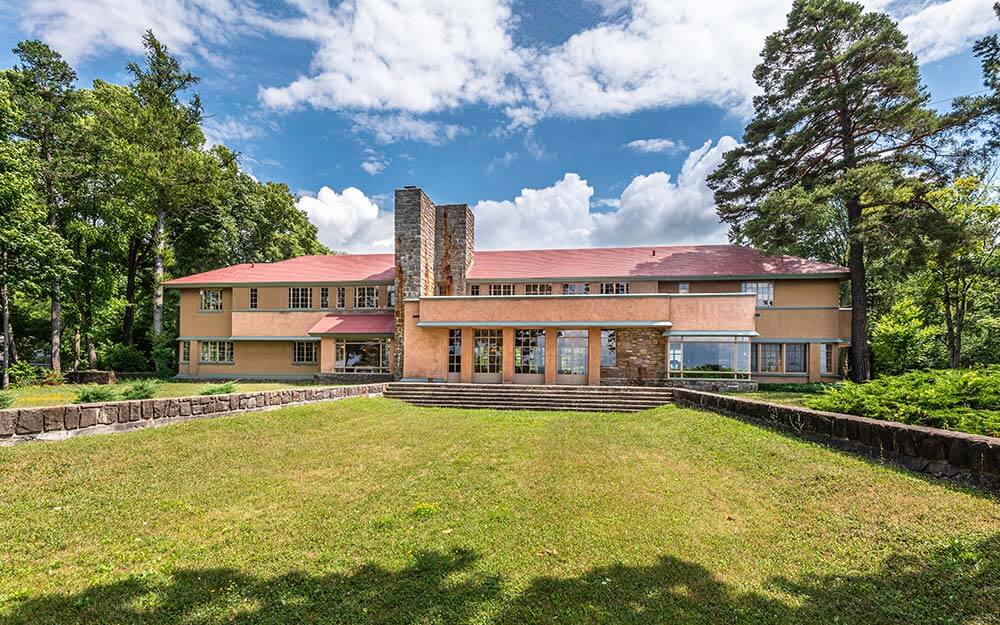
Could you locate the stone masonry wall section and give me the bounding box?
[673,388,1000,492]
[394,187,437,377]
[0,383,387,445]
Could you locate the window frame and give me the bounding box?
[678,282,690,294]
[488,283,514,296]
[336,287,346,308]
[387,284,397,307]
[600,329,617,367]
[473,329,503,374]
[785,343,807,373]
[600,282,629,295]
[561,283,590,295]
[821,343,835,375]
[448,329,462,374]
[179,341,190,363]
[470,284,480,296]
[556,329,589,375]
[320,287,329,309]
[514,329,546,374]
[200,341,234,364]
[199,289,223,312]
[292,341,318,364]
[668,336,752,379]
[524,283,552,296]
[288,287,312,309]
[741,281,775,307]
[335,338,391,373]
[248,287,258,310]
[355,286,379,309]
[759,344,782,373]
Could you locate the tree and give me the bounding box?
[706,0,979,382]
[870,297,938,374]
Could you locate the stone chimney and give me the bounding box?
[434,204,475,296]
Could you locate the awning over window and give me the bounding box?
[308,314,395,336]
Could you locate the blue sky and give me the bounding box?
[1,0,996,252]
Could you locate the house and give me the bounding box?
[165,186,851,385]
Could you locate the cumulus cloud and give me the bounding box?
[472,136,736,250]
[360,151,388,176]
[895,0,1000,63]
[351,113,467,145]
[296,186,393,252]
[201,115,260,147]
[624,138,687,154]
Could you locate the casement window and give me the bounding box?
[601,330,617,367]
[474,329,503,373]
[336,339,391,372]
[821,343,835,375]
[336,287,346,308]
[248,288,258,309]
[320,287,329,308]
[600,282,629,295]
[200,341,234,364]
[387,285,397,307]
[741,281,774,307]
[355,286,378,308]
[488,283,514,296]
[785,344,807,373]
[514,329,545,374]
[562,283,590,295]
[448,329,462,373]
[179,341,190,363]
[199,289,223,311]
[759,344,782,373]
[470,285,480,296]
[557,329,589,375]
[292,341,318,364]
[678,282,690,294]
[288,287,312,309]
[524,283,552,296]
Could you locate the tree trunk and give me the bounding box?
[847,196,871,382]
[50,283,61,373]
[1,263,10,390]
[123,237,140,344]
[72,326,81,371]
[7,315,16,364]
[152,207,165,336]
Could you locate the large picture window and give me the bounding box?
[514,329,545,374]
[741,281,774,307]
[557,329,588,375]
[201,341,234,364]
[601,330,616,367]
[448,329,462,373]
[288,287,312,309]
[336,339,390,372]
[199,289,223,311]
[667,337,751,378]
[474,329,502,374]
[355,286,378,308]
[785,344,807,373]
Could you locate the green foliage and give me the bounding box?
[806,368,1000,437]
[871,298,939,375]
[97,343,149,372]
[150,332,175,376]
[0,390,11,409]
[74,385,118,404]
[38,369,64,386]
[755,382,837,394]
[7,361,41,386]
[199,381,237,396]
[120,379,157,400]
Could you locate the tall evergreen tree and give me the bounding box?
[708,0,968,381]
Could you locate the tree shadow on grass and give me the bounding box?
[2,536,997,625]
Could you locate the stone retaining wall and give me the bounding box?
[0,383,387,444]
[673,389,1000,492]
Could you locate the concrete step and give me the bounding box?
[387,396,668,408]
[384,382,673,412]
[384,390,673,400]
[399,400,663,413]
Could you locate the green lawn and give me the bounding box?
[4,381,323,408]
[1,398,998,624]
[729,390,818,406]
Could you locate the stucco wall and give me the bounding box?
[179,289,232,337]
[193,341,319,378]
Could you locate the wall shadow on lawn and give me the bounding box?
[2,536,997,624]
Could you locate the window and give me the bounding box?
[668,337,751,378]
[821,343,835,375]
[249,288,258,309]
[293,341,318,364]
[669,343,682,372]
[741,281,774,307]
[514,330,545,374]
[600,330,617,367]
[355,286,378,308]
[557,330,588,375]
[524,283,552,296]
[760,344,782,373]
[336,339,390,372]
[448,329,462,373]
[600,282,629,294]
[200,341,234,364]
[470,285,480,296]
[320,287,329,308]
[387,284,397,307]
[562,283,590,295]
[785,343,807,373]
[199,289,223,311]
[678,282,689,294]
[179,341,190,363]
[289,287,312,309]
[488,283,514,296]
[336,287,346,308]
[474,329,502,374]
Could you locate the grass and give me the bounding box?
[0,398,998,624]
[3,381,323,409]
[730,383,834,407]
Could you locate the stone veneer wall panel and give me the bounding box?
[600,328,668,385]
[394,187,437,378]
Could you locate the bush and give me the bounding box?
[805,367,1000,437]
[871,298,939,375]
[97,343,149,373]
[38,370,64,386]
[8,361,41,387]
[151,332,176,376]
[199,381,237,396]
[755,382,837,394]
[0,390,12,410]
[120,379,158,400]
[74,385,119,404]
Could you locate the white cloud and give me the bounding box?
[624,138,686,154]
[472,136,736,250]
[894,0,1000,63]
[351,113,466,145]
[296,186,394,252]
[201,115,260,147]
[360,152,388,176]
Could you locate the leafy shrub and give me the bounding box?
[38,370,64,386]
[0,390,12,410]
[806,367,1000,437]
[756,382,837,394]
[8,361,40,387]
[151,332,176,376]
[74,385,119,404]
[97,343,150,373]
[120,379,158,400]
[199,381,237,396]
[871,298,938,375]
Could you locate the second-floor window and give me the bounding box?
[199,289,223,311]
[562,283,590,295]
[356,286,378,308]
[320,287,329,308]
[387,284,397,307]
[741,281,774,307]
[336,287,346,308]
[289,287,312,309]
[600,282,629,294]
[470,285,480,295]
[678,282,690,294]
[524,283,552,295]
[489,283,514,296]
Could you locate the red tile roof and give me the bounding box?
[308,314,395,335]
[164,245,846,286]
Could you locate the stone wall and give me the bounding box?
[394,187,437,377]
[600,328,668,384]
[434,203,474,296]
[0,383,387,445]
[674,389,1000,492]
